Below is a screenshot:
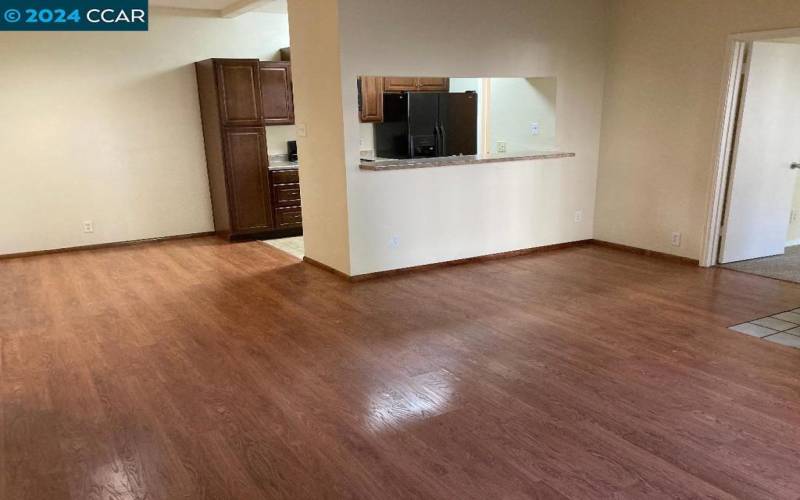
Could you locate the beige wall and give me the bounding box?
[336,0,608,275]
[596,0,800,260]
[287,0,351,274]
[0,8,289,256]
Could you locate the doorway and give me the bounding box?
[703,31,800,283]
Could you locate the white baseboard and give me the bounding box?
[786,239,800,247]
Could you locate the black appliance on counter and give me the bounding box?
[287,140,298,162]
[374,92,478,159]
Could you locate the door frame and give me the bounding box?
[700,27,800,267]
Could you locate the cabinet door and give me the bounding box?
[383,77,418,92]
[417,77,449,92]
[359,76,384,123]
[215,59,263,127]
[260,62,295,125]
[223,128,273,232]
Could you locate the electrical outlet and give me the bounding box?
[496,141,507,153]
[296,124,307,137]
[82,220,94,233]
[389,236,400,249]
[791,209,798,224]
[530,122,540,136]
[671,232,681,247]
[574,210,583,223]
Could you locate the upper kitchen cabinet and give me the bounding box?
[215,59,264,127]
[417,77,450,91]
[383,77,450,92]
[358,76,384,123]
[383,77,418,92]
[259,61,295,125]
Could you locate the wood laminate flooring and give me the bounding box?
[3,237,800,499]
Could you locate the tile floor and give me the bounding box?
[262,236,304,260]
[730,307,800,348]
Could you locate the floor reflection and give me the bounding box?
[365,370,454,433]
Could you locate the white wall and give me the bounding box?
[334,0,608,275]
[489,78,557,153]
[596,0,800,260]
[0,8,290,255]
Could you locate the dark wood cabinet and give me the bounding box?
[270,169,302,228]
[215,59,264,127]
[195,58,300,240]
[224,128,273,231]
[358,76,384,123]
[259,62,294,125]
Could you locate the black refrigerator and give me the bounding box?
[374,92,478,159]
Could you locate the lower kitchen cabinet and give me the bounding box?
[275,207,303,228]
[269,168,302,228]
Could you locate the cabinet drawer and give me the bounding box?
[274,184,301,207]
[270,168,299,185]
[275,207,302,227]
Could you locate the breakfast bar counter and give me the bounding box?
[359,151,576,171]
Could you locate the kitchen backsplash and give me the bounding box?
[265,124,296,155]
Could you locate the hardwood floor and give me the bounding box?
[3,237,800,499]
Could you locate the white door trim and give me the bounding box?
[700,27,800,267]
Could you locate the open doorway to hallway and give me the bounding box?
[709,36,800,283]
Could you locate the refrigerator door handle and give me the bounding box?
[439,124,447,157]
[434,125,441,156]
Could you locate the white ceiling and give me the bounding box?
[150,0,287,14]
[256,1,287,13]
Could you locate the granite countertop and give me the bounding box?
[268,156,299,171]
[359,151,575,171]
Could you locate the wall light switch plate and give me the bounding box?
[574,210,583,223]
[531,122,540,135]
[296,124,308,137]
[671,232,682,247]
[389,236,400,249]
[496,141,507,153]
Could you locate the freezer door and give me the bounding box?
[408,92,440,158]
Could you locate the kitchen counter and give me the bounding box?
[268,156,299,171]
[359,151,575,171]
